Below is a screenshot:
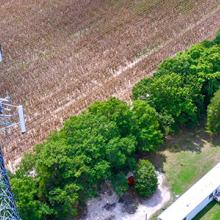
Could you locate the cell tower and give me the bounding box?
[0,46,26,220]
[0,99,26,220]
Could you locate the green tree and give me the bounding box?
[132,73,202,133]
[105,136,136,170]
[88,98,133,136]
[207,89,220,135]
[24,112,138,219]
[156,43,220,104]
[64,113,136,173]
[48,184,80,219]
[135,160,157,198]
[11,176,52,220]
[30,139,81,220]
[131,100,163,152]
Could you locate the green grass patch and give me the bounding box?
[163,129,220,195]
[164,149,219,195]
[154,128,220,219]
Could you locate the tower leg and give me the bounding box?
[0,150,21,220]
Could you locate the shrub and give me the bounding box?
[135,160,157,197]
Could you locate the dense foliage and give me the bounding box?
[11,98,162,220]
[207,89,220,135]
[133,33,220,133]
[135,160,158,197]
[131,100,163,152]
[133,73,203,133]
[11,176,52,220]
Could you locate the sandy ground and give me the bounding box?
[81,172,171,220]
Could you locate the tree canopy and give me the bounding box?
[133,35,220,133]
[131,100,163,152]
[133,73,203,133]
[11,98,162,220]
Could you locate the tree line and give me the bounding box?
[10,31,220,220]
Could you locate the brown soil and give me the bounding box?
[1,0,220,166]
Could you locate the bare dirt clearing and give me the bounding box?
[1,0,220,165]
[81,173,170,220]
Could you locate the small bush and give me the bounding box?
[135,160,157,197]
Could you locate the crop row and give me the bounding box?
[0,0,220,169]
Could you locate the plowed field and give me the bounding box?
[1,0,220,167]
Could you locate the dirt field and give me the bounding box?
[1,0,220,166]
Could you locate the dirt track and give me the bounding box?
[1,0,220,167]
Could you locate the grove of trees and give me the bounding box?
[10,31,220,219]
[11,98,161,220]
[133,32,220,133]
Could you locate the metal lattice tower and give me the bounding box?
[0,47,25,220]
[0,97,26,220]
[0,150,21,220]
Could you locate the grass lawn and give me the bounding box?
[151,127,220,219]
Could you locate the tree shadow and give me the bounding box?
[138,152,167,173]
[210,135,220,147]
[137,126,220,173]
[163,127,210,153]
[142,188,163,207]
